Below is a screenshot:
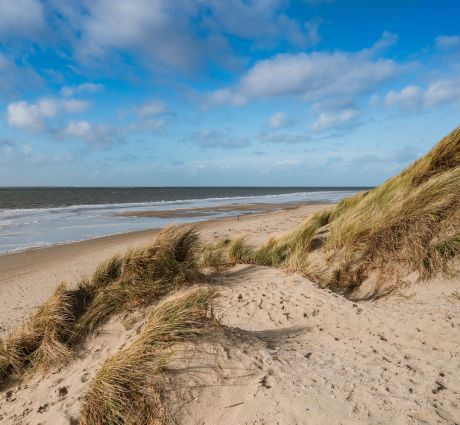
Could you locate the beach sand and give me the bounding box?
[0,203,328,336]
[1,203,459,424]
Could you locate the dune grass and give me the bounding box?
[201,238,231,271]
[0,226,202,387]
[214,127,460,298]
[79,285,217,425]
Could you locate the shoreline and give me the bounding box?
[111,201,305,218]
[0,203,331,335]
[0,201,310,258]
[0,200,333,257]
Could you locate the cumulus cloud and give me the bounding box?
[384,77,460,111]
[7,99,58,131]
[6,92,169,150]
[206,33,401,108]
[6,98,90,131]
[0,0,324,74]
[312,108,359,131]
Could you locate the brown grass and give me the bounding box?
[0,225,202,387]
[216,127,460,298]
[79,285,217,425]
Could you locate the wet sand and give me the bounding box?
[112,202,308,218]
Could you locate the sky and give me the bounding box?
[0,0,459,187]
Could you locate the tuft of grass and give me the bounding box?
[227,236,253,263]
[79,286,217,425]
[240,127,460,298]
[201,249,228,271]
[250,238,287,266]
[201,238,232,271]
[72,226,200,339]
[0,225,202,387]
[3,283,75,378]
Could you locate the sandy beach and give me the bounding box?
[0,203,328,336]
[1,1,459,423]
[1,201,459,424]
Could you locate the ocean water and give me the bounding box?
[0,187,367,254]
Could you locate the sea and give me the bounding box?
[0,187,368,254]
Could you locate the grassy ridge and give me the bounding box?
[0,226,202,387]
[224,127,460,298]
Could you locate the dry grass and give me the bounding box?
[201,239,231,271]
[0,226,202,387]
[219,127,460,298]
[79,285,217,425]
[2,283,75,379]
[72,225,200,339]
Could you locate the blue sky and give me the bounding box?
[0,0,459,186]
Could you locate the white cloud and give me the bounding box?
[6,97,90,131]
[424,78,460,107]
[38,0,325,72]
[74,0,209,71]
[61,121,118,149]
[137,100,168,117]
[7,99,56,131]
[0,0,46,39]
[206,33,401,108]
[384,78,460,111]
[312,108,359,131]
[384,85,424,110]
[62,121,92,138]
[268,112,288,129]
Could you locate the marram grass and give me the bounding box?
[0,225,202,387]
[79,285,217,425]
[214,127,460,298]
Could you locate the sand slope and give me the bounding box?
[1,204,459,424]
[173,266,460,425]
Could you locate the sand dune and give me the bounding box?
[1,202,459,424]
[175,266,460,424]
